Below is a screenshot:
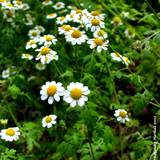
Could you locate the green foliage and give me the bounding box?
[0,0,160,160]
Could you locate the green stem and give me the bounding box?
[7,105,19,127]
[106,56,120,104]
[88,140,95,160]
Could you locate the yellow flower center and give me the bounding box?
[115,52,121,57]
[29,40,35,45]
[94,38,103,46]
[71,88,82,100]
[71,30,81,38]
[76,9,82,14]
[6,128,15,136]
[70,14,74,18]
[0,0,5,3]
[119,111,126,118]
[47,85,57,96]
[45,116,52,123]
[91,11,100,16]
[31,32,37,37]
[7,3,13,7]
[91,19,100,26]
[57,3,62,7]
[97,30,105,36]
[64,25,72,31]
[60,17,65,21]
[45,35,53,41]
[48,13,56,17]
[6,11,13,17]
[113,16,121,24]
[41,47,50,55]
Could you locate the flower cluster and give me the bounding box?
[40,81,90,107]
[22,26,58,64]
[0,0,29,24]
[56,8,109,52]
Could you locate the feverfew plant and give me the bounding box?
[0,0,159,160]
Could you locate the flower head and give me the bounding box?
[25,39,37,49]
[35,46,58,64]
[2,69,10,79]
[22,53,33,60]
[88,38,109,53]
[42,0,52,6]
[46,13,57,19]
[40,81,64,104]
[85,18,105,32]
[63,82,90,107]
[38,35,57,46]
[53,2,65,10]
[65,29,88,45]
[114,109,129,123]
[42,115,57,128]
[0,127,20,142]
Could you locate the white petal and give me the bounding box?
[41,94,48,100]
[48,96,54,104]
[54,94,60,102]
[70,100,77,107]
[78,99,85,107]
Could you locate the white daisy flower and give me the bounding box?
[42,115,57,128]
[21,53,33,60]
[88,38,109,53]
[111,52,130,65]
[2,69,10,79]
[21,3,30,10]
[12,0,23,10]
[58,25,73,35]
[67,5,77,10]
[93,29,108,39]
[38,35,57,46]
[63,82,90,107]
[124,29,135,39]
[56,16,67,25]
[25,14,34,26]
[40,81,64,104]
[46,13,57,19]
[122,56,130,66]
[35,63,46,71]
[90,10,105,20]
[65,13,81,23]
[111,16,123,26]
[0,127,20,142]
[84,18,105,32]
[25,39,37,49]
[53,2,65,10]
[42,0,53,6]
[2,2,15,10]
[3,10,15,22]
[111,52,123,62]
[65,29,88,45]
[22,53,33,60]
[35,46,58,64]
[28,29,41,40]
[34,25,45,33]
[114,109,129,123]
